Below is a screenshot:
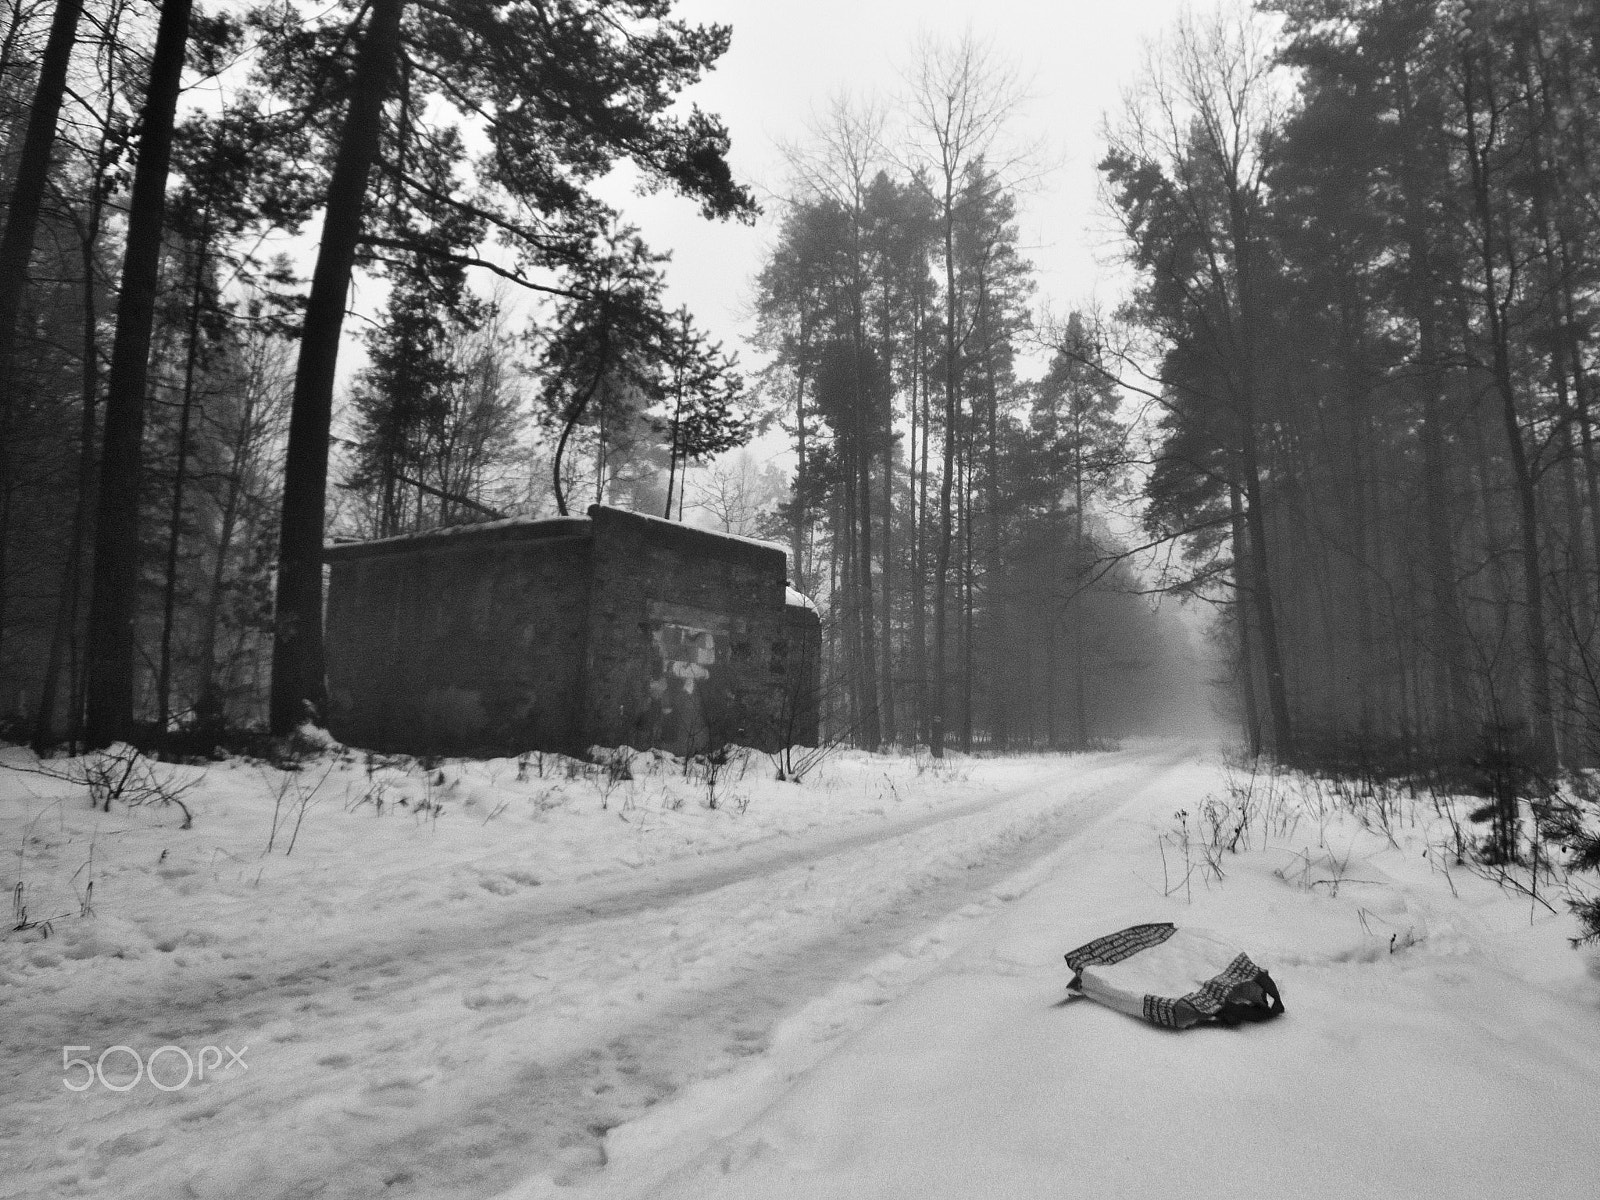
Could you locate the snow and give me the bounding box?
[324,513,590,555]
[619,505,789,559]
[2,742,1598,1198]
[572,758,1600,1200]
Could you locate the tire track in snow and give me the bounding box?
[169,746,1197,1200]
[2,746,1197,1200]
[7,745,1175,1045]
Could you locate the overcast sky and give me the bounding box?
[609,0,1195,373]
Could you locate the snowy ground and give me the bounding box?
[2,739,1597,1198]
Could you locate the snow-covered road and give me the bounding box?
[10,740,1596,1200]
[2,743,1197,1199]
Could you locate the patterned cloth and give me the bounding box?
[1064,923,1178,972]
[1064,925,1284,1029]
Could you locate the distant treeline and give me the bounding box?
[750,52,1186,753]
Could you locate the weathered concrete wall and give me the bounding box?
[582,506,798,753]
[322,507,821,756]
[325,521,592,754]
[780,603,823,747]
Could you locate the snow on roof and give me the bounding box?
[600,505,790,559]
[325,506,792,565]
[785,586,819,612]
[324,514,590,556]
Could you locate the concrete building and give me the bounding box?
[322,505,821,757]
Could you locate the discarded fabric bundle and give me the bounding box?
[1064,923,1284,1029]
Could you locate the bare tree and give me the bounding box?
[687,450,787,538]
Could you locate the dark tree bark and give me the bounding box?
[552,338,609,518]
[980,274,1005,751]
[931,181,958,757]
[196,383,253,718]
[156,237,209,736]
[1230,480,1263,758]
[31,94,119,754]
[268,0,404,734]
[853,338,881,750]
[83,0,195,747]
[1460,39,1558,768]
[30,214,102,754]
[0,0,87,662]
[913,309,930,743]
[791,347,809,594]
[879,332,896,746]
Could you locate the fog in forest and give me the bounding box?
[7,4,1600,1196]
[2,0,1599,779]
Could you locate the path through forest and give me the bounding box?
[2,743,1194,1198]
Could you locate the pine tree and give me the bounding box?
[262,0,756,732]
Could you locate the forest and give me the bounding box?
[1105,0,1600,780]
[0,0,1191,759]
[1,0,1599,785]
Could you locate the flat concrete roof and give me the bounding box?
[322,505,792,573]
[323,515,591,561]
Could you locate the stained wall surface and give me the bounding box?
[583,506,800,754]
[323,507,819,756]
[324,522,592,754]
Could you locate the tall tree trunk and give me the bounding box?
[31,210,103,753]
[269,0,404,734]
[1392,15,1472,756]
[156,236,209,736]
[1462,41,1558,768]
[1073,437,1088,750]
[915,329,928,742]
[0,0,87,666]
[1045,597,1059,749]
[1466,403,1519,721]
[1238,436,1294,758]
[196,372,257,718]
[836,494,863,737]
[83,0,195,747]
[912,310,930,742]
[1544,34,1600,623]
[960,428,974,753]
[1225,179,1294,760]
[931,190,958,757]
[1230,480,1262,758]
[1518,27,1590,760]
[31,110,116,754]
[550,346,606,519]
[664,374,683,518]
[1344,340,1377,758]
[981,282,1005,751]
[854,359,880,749]
[879,339,896,746]
[791,346,809,593]
[594,395,606,506]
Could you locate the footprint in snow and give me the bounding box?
[463,989,529,1010]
